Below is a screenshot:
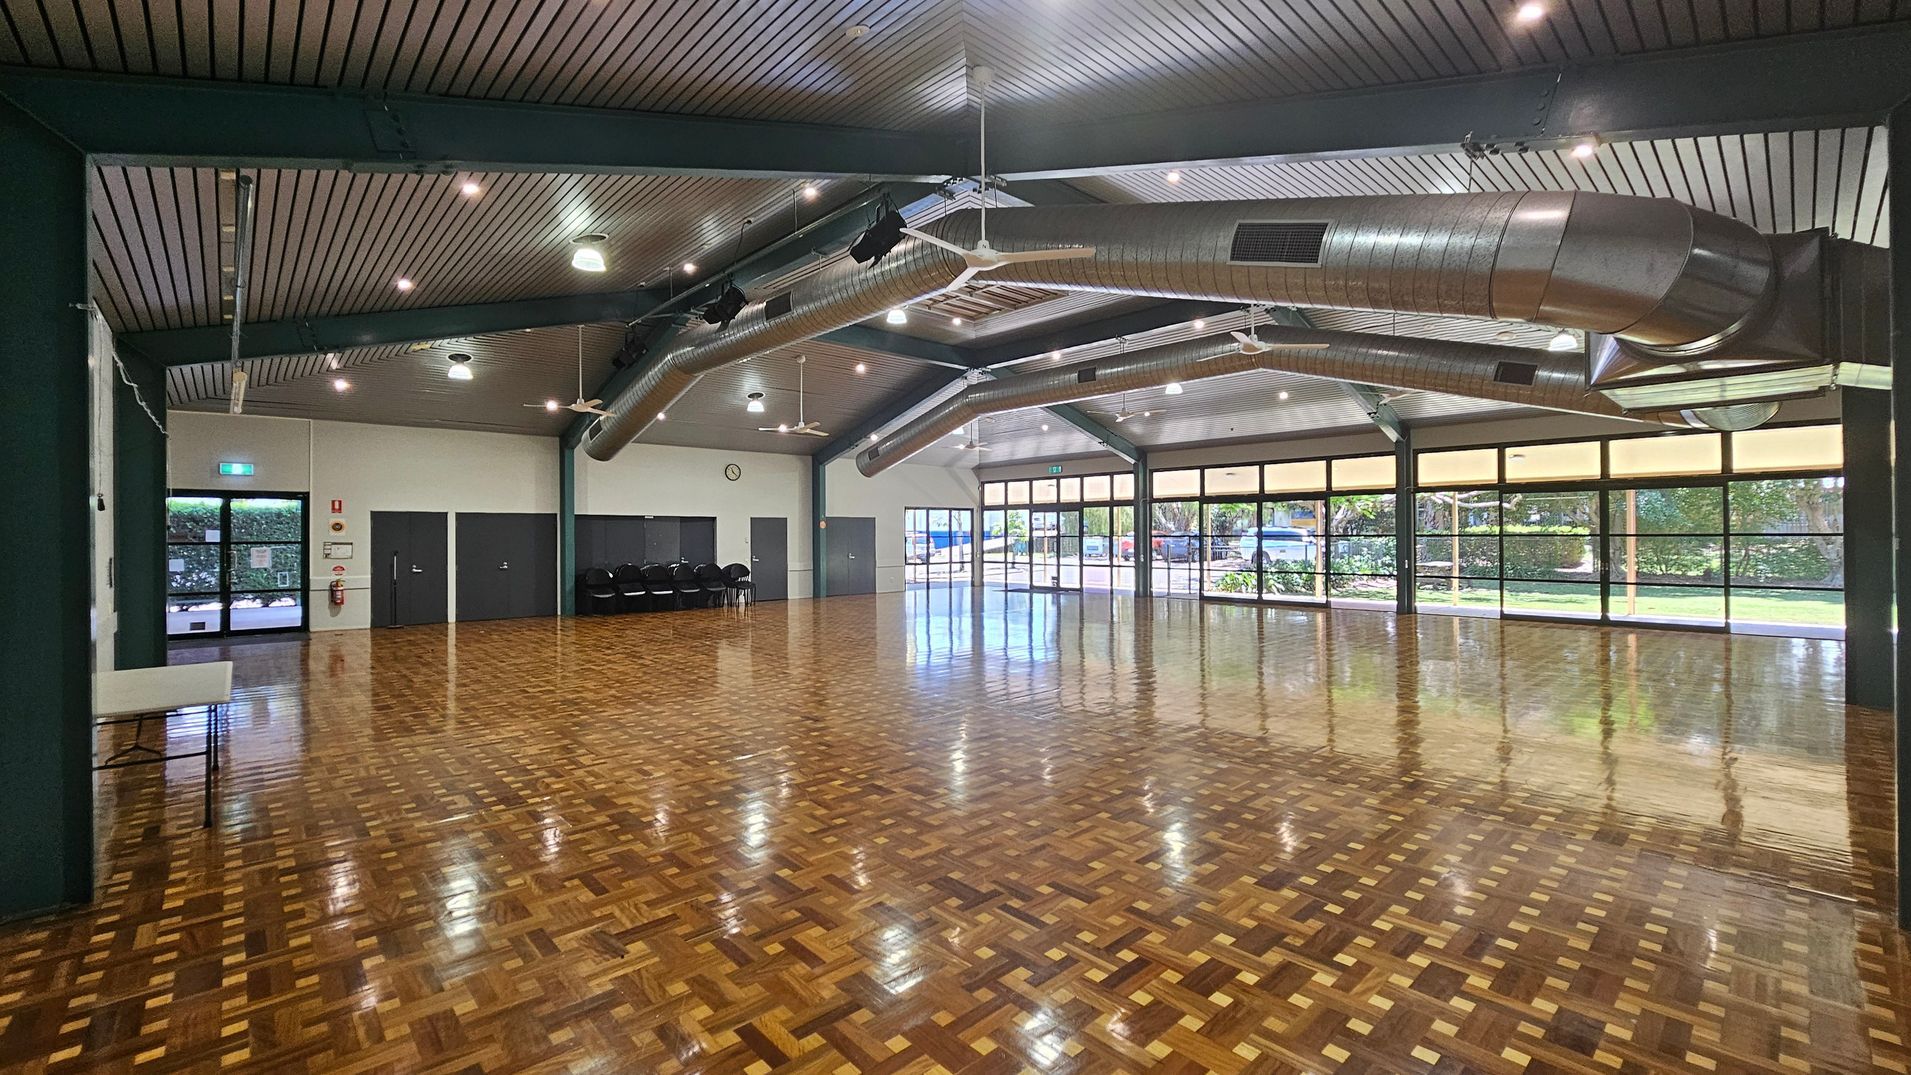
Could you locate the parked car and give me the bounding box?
[1117,535,1136,561]
[1152,533,1198,561]
[1082,535,1109,559]
[1235,527,1319,568]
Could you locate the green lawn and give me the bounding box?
[1413,579,1842,627]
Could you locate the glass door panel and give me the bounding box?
[1057,509,1081,590]
[1080,506,1112,592]
[166,495,225,635]
[167,493,307,637]
[1202,502,1256,597]
[1151,501,1201,596]
[1255,498,1326,602]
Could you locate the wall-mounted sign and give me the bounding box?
[1047,465,1064,474]
[218,461,254,476]
[250,546,273,569]
[323,541,354,559]
[331,499,343,514]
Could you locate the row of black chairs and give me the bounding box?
[579,562,754,614]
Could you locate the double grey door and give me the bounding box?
[456,513,556,621]
[750,517,788,601]
[825,516,876,596]
[370,511,448,627]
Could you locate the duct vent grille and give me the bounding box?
[1493,361,1539,386]
[764,292,793,321]
[1228,221,1329,265]
[1076,368,1097,384]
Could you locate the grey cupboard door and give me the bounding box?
[457,513,556,621]
[825,516,876,596]
[643,517,681,564]
[749,517,787,601]
[371,511,447,627]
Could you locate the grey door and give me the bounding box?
[679,517,717,564]
[826,516,877,596]
[750,517,787,601]
[456,513,556,621]
[370,511,447,627]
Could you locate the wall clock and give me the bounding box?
[724,463,742,482]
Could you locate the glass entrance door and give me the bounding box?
[1028,510,1082,591]
[167,492,307,637]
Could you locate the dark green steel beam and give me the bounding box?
[0,68,960,179]
[122,290,662,367]
[818,325,981,369]
[811,457,828,599]
[968,299,1239,369]
[1033,400,1140,464]
[1341,383,1406,444]
[989,25,1911,178]
[813,370,966,466]
[1886,101,1911,931]
[558,444,576,617]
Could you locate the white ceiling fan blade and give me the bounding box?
[757,426,782,432]
[992,245,1095,264]
[799,428,830,438]
[522,402,548,409]
[582,406,615,418]
[583,398,603,406]
[944,265,982,291]
[899,227,973,257]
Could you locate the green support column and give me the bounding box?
[1395,428,1416,615]
[558,443,576,617]
[0,96,93,917]
[1133,452,1153,598]
[113,346,168,669]
[1888,103,1911,930]
[1844,389,1891,708]
[812,456,829,599]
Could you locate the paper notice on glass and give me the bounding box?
[251,546,272,569]
[205,529,221,542]
[168,558,186,573]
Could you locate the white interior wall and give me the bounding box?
[574,445,978,597]
[168,412,558,630]
[824,458,980,592]
[574,443,813,597]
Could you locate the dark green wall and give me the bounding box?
[0,97,94,917]
[114,348,168,670]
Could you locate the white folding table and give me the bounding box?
[94,662,233,827]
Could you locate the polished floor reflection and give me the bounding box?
[3,589,1903,1073]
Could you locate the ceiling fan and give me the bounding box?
[760,355,829,437]
[899,65,1095,290]
[957,418,992,452]
[1092,391,1152,424]
[1229,306,1333,355]
[525,326,614,418]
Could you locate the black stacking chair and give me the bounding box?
[670,562,700,610]
[613,563,646,612]
[695,563,728,607]
[722,563,755,606]
[581,568,619,615]
[642,563,675,610]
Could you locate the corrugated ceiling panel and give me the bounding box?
[6,2,1902,128]
[91,167,857,331]
[169,321,627,435]
[1070,127,1891,245]
[638,341,931,456]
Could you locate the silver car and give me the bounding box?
[1234,527,1319,569]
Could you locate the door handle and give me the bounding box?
[499,562,510,570]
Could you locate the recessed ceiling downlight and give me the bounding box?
[571,234,609,273]
[446,353,474,380]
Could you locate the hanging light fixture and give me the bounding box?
[1164,381,1183,395]
[1547,328,1579,351]
[446,353,474,381]
[745,392,766,413]
[886,307,908,325]
[571,234,608,273]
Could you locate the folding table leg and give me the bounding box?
[202,704,215,828]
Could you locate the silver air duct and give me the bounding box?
[589,191,1834,462]
[583,235,966,461]
[856,328,1708,477]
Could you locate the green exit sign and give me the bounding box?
[218,461,254,476]
[1047,465,1063,475]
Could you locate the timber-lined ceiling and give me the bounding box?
[28,1,1901,449]
[6,1,1905,127]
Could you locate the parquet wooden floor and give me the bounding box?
[3,589,1906,1074]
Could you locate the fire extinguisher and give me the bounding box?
[330,579,347,606]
